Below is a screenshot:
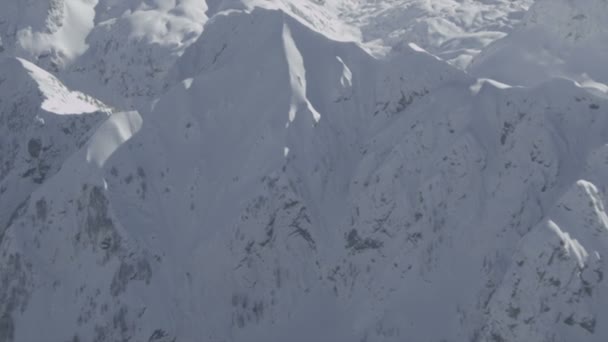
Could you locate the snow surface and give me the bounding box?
[2,1,608,342]
[469,0,608,87]
[336,0,534,67]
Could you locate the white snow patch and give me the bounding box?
[407,42,426,53]
[470,78,512,95]
[547,219,589,268]
[282,22,321,123]
[86,111,142,168]
[336,56,352,88]
[575,74,608,97]
[183,78,194,89]
[18,58,106,114]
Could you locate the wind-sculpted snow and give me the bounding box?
[2,1,608,342]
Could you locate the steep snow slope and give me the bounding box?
[0,57,110,241]
[469,0,608,88]
[2,4,608,342]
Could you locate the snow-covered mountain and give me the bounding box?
[0,0,209,108]
[1,1,608,341]
[336,0,534,68]
[0,57,110,239]
[469,0,608,88]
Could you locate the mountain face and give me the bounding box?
[0,57,110,241]
[0,0,209,109]
[1,1,608,342]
